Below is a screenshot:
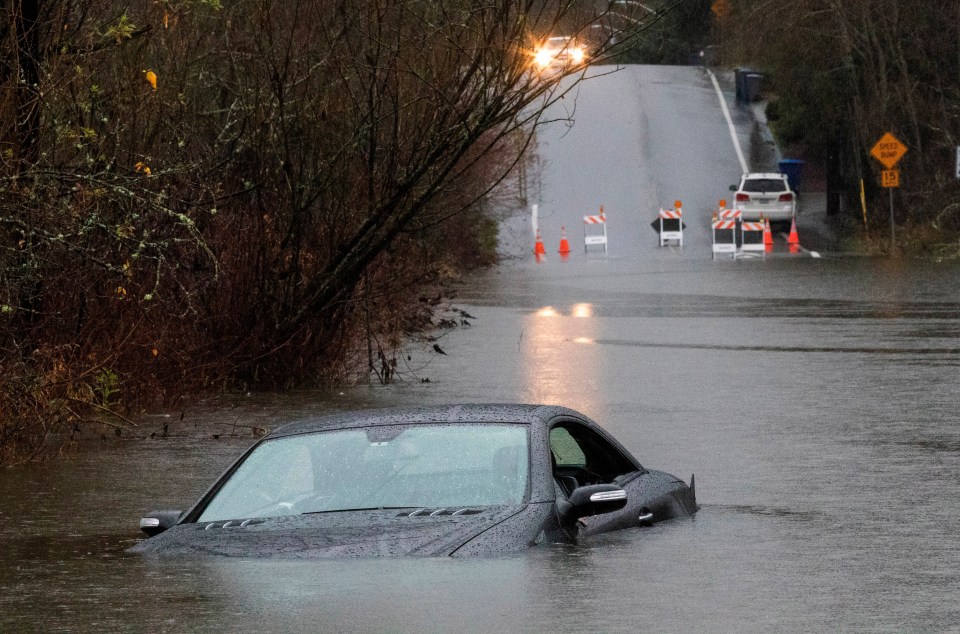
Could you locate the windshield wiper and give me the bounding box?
[302,506,421,515]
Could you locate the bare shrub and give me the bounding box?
[0,0,672,460]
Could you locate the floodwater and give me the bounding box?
[3,254,959,632]
[4,66,960,632]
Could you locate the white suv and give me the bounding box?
[730,173,796,224]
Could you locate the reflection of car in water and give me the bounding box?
[130,404,698,557]
[534,36,587,69]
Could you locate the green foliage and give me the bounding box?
[94,369,121,409]
[103,13,137,43]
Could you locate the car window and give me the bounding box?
[550,427,586,467]
[742,178,788,193]
[550,423,637,489]
[198,439,314,519]
[198,424,530,521]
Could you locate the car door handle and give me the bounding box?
[638,511,654,523]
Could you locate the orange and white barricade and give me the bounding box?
[583,207,607,252]
[712,208,740,259]
[711,219,738,258]
[740,219,766,255]
[658,202,683,246]
[716,208,741,222]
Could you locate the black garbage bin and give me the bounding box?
[745,73,763,102]
[735,68,755,104]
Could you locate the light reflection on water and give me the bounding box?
[571,303,593,318]
[522,304,602,419]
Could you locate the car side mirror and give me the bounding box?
[729,184,737,191]
[139,509,183,537]
[557,483,627,523]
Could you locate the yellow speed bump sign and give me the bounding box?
[870,132,907,169]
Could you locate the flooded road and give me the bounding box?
[4,66,960,632]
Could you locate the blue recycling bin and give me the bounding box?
[778,158,805,192]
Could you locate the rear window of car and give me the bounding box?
[742,178,788,193]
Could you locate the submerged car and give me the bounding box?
[130,404,697,557]
[730,172,796,224]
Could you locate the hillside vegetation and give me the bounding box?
[716,1,960,249]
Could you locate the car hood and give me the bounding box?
[127,506,525,558]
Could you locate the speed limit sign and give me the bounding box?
[881,169,900,188]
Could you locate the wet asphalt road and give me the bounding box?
[2,65,960,632]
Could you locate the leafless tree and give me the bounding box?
[0,0,676,460]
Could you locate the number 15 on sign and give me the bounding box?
[882,169,900,188]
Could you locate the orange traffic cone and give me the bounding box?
[558,226,571,255]
[762,216,773,253]
[534,229,546,257]
[787,217,800,245]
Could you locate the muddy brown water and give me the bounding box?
[3,252,960,632]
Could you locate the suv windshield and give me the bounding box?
[742,178,788,193]
[198,424,530,521]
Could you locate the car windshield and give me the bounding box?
[742,178,788,193]
[197,423,530,521]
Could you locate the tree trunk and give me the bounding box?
[13,0,41,169]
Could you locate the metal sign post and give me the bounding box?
[870,132,907,252]
[889,188,895,247]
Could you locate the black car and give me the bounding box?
[130,404,698,557]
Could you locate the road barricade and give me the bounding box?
[740,220,766,255]
[716,208,741,222]
[712,217,738,259]
[658,202,683,247]
[583,207,608,252]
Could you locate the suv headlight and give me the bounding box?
[534,49,553,68]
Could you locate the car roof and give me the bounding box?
[742,172,787,180]
[267,404,585,438]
